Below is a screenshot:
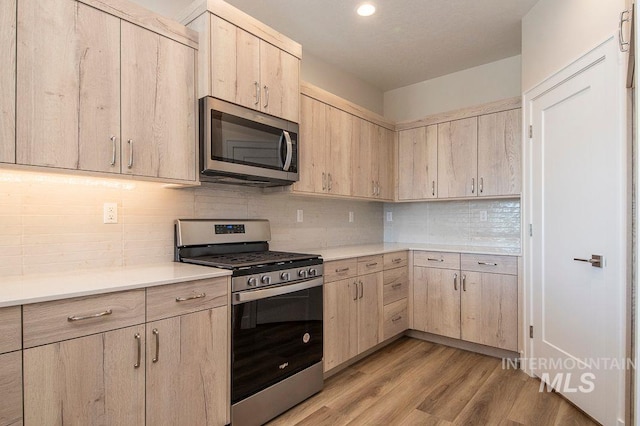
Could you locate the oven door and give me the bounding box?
[231,278,323,404]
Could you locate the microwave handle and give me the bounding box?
[282,130,293,171]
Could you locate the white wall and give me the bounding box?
[522,0,625,91]
[383,56,522,122]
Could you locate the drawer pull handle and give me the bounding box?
[176,292,206,302]
[67,309,112,322]
[152,328,160,363]
[134,333,141,369]
[391,283,402,289]
[392,315,403,323]
[427,258,444,262]
[477,262,498,266]
[366,262,378,267]
[336,267,350,273]
[392,258,403,263]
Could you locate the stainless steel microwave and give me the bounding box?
[199,97,299,186]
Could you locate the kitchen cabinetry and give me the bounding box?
[16,0,197,183]
[326,106,353,196]
[0,0,15,164]
[398,125,438,200]
[185,3,301,123]
[438,117,478,198]
[413,251,517,351]
[353,123,394,200]
[382,252,409,339]
[0,306,22,426]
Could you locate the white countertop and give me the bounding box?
[311,243,521,262]
[0,262,231,308]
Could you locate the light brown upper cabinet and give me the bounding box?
[0,0,15,164]
[294,95,326,193]
[437,117,478,198]
[477,109,522,197]
[398,125,438,200]
[326,106,353,196]
[376,126,395,201]
[121,22,196,182]
[184,2,301,123]
[16,0,198,183]
[351,117,394,200]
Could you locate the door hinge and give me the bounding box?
[529,224,533,237]
[529,125,533,138]
[529,325,534,338]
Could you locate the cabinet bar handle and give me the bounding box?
[471,178,475,194]
[254,81,260,105]
[67,309,112,322]
[328,173,332,191]
[336,267,350,273]
[479,177,484,194]
[322,172,326,190]
[175,292,206,302]
[431,181,435,196]
[477,262,498,266]
[110,136,117,166]
[134,333,141,368]
[620,10,631,52]
[366,262,378,267]
[152,328,160,363]
[263,85,269,108]
[462,274,467,292]
[393,258,403,263]
[359,281,364,299]
[372,180,376,196]
[353,282,358,301]
[127,140,134,168]
[376,182,380,196]
[453,273,458,291]
[391,283,402,289]
[392,315,403,323]
[427,257,444,262]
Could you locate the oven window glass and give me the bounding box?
[211,110,298,172]
[232,285,322,403]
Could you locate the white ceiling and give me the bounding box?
[223,0,539,91]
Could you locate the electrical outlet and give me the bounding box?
[386,211,393,222]
[480,210,488,222]
[296,209,303,223]
[103,202,118,224]
[349,211,354,223]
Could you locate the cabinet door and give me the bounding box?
[437,117,478,198]
[0,0,15,164]
[17,0,120,172]
[259,40,299,122]
[357,272,382,353]
[477,109,522,196]
[293,95,326,193]
[398,125,437,200]
[351,118,375,198]
[414,267,460,338]
[146,307,228,426]
[377,127,395,200]
[323,278,357,371]
[461,271,517,351]
[326,106,353,196]
[210,15,239,105]
[0,351,22,426]
[235,28,260,111]
[24,325,145,425]
[121,22,196,181]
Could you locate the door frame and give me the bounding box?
[522,35,629,422]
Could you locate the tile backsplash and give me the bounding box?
[0,170,382,277]
[383,199,521,249]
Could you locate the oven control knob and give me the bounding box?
[298,269,308,278]
[280,272,291,281]
[247,277,258,287]
[308,268,318,277]
[261,275,271,285]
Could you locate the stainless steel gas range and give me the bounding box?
[175,219,323,426]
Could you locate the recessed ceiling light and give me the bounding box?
[356,3,376,17]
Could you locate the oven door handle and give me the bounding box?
[233,277,323,305]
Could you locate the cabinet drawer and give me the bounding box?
[383,267,408,305]
[383,251,408,269]
[146,277,228,322]
[357,255,383,275]
[461,254,518,275]
[0,306,21,353]
[23,289,145,348]
[383,298,408,339]
[414,251,460,269]
[324,258,358,283]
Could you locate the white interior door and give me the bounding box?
[525,38,627,425]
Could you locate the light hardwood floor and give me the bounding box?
[268,337,598,426]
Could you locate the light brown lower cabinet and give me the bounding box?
[23,325,146,425]
[0,351,22,426]
[413,266,460,339]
